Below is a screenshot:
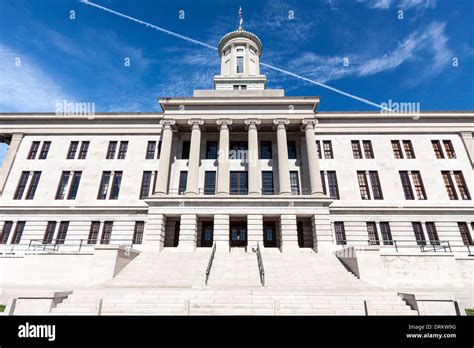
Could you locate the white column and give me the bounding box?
[247,215,263,249]
[280,214,299,252]
[186,119,204,195]
[214,214,230,251]
[273,119,291,195]
[178,214,197,250]
[459,131,474,167]
[155,119,175,195]
[142,212,166,251]
[230,44,236,76]
[244,43,250,75]
[216,119,232,195]
[311,207,334,253]
[302,119,324,195]
[245,119,261,195]
[0,133,23,195]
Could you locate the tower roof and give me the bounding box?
[217,30,263,54]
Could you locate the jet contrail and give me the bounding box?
[80,0,390,111]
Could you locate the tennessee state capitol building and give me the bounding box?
[0,24,473,316]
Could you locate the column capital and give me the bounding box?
[273,118,290,130]
[301,118,318,130]
[216,119,233,130]
[188,119,204,130]
[160,119,176,130]
[244,118,261,130]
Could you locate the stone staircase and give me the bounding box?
[50,248,417,315]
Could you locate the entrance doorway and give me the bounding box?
[201,221,214,247]
[229,223,247,247]
[263,222,277,247]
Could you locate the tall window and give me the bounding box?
[366,222,379,245]
[146,141,156,159]
[316,141,322,159]
[230,171,248,195]
[443,140,456,158]
[391,141,403,159]
[411,171,427,200]
[133,221,145,244]
[425,222,439,245]
[441,171,458,200]
[412,222,426,246]
[206,141,218,159]
[403,140,415,159]
[25,172,41,200]
[379,222,393,245]
[399,171,414,200]
[0,221,13,244]
[67,141,79,159]
[229,141,247,160]
[351,141,362,159]
[110,172,123,199]
[100,222,113,244]
[14,172,30,200]
[181,141,190,159]
[179,171,188,194]
[106,141,117,159]
[97,172,111,199]
[357,171,370,200]
[363,140,374,159]
[56,172,71,200]
[88,221,100,244]
[334,222,346,245]
[453,171,470,200]
[432,140,444,159]
[323,141,333,159]
[56,221,69,244]
[140,171,152,199]
[260,141,272,159]
[369,171,383,199]
[262,171,274,195]
[204,171,216,195]
[43,222,57,244]
[67,172,82,200]
[117,141,128,159]
[290,171,300,195]
[458,222,473,246]
[78,141,89,159]
[236,56,244,73]
[38,141,51,160]
[11,222,25,244]
[27,141,40,159]
[287,141,297,159]
[327,171,339,199]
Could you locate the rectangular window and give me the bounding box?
[357,171,370,200]
[369,171,383,199]
[287,141,297,159]
[458,222,473,246]
[351,141,362,159]
[334,222,346,245]
[67,171,82,200]
[262,171,274,195]
[229,141,247,160]
[399,171,414,200]
[0,221,13,244]
[97,171,112,200]
[453,171,470,200]
[88,221,100,244]
[27,141,40,159]
[366,222,379,245]
[55,171,71,200]
[179,171,188,194]
[411,171,426,200]
[78,141,89,159]
[425,222,439,245]
[133,221,144,244]
[230,171,248,195]
[25,172,41,200]
[38,141,51,160]
[363,140,374,159]
[320,171,326,195]
[11,222,25,245]
[260,141,272,159]
[43,222,57,244]
[157,141,162,158]
[236,56,244,73]
[117,141,128,159]
[441,171,458,200]
[392,140,403,159]
[67,141,79,159]
[14,172,30,200]
[206,141,218,159]
[380,222,393,245]
[323,141,333,159]
[110,171,123,200]
[403,140,415,159]
[106,141,117,159]
[204,171,216,195]
[443,140,456,159]
[432,140,444,159]
[412,222,426,246]
[146,141,156,159]
[316,141,322,159]
[181,141,190,159]
[140,171,152,199]
[56,221,69,244]
[327,171,339,199]
[290,171,300,195]
[100,222,113,244]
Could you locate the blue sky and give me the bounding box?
[0,0,473,117]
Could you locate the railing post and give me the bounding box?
[394,240,398,253]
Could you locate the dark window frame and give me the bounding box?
[27,141,40,159]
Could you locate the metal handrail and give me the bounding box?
[337,239,472,254]
[256,242,265,286]
[26,238,135,252]
[205,242,216,286]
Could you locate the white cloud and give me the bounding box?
[367,0,392,9]
[367,0,436,10]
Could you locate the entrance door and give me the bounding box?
[297,221,304,247]
[263,222,277,247]
[229,223,247,247]
[201,221,213,247]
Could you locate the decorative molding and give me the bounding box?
[159,119,176,130]
[244,118,261,130]
[216,119,233,130]
[187,119,204,130]
[273,118,290,130]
